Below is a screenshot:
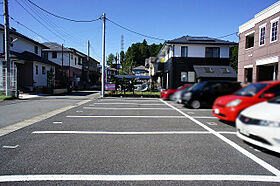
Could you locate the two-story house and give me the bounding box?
[156,36,237,89]
[238,1,280,84]
[42,42,84,88]
[0,25,57,92]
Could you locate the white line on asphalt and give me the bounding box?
[66,116,185,118]
[90,103,164,105]
[83,107,173,110]
[187,112,194,114]
[76,111,84,113]
[32,131,237,135]
[0,175,280,183]
[160,99,280,177]
[192,116,218,119]
[2,145,19,149]
[207,122,218,126]
[53,121,62,124]
[0,93,100,137]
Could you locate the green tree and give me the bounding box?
[106,53,115,67]
[229,46,238,72]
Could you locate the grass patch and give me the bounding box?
[0,95,13,100]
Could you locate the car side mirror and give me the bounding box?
[263,93,275,99]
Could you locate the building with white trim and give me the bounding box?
[238,1,280,83]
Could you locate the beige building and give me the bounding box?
[238,1,280,84]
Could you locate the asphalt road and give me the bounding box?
[0,96,279,185]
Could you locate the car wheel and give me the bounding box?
[191,100,201,109]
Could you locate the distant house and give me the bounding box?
[238,1,280,84]
[132,65,149,76]
[0,24,57,92]
[156,36,237,89]
[42,42,84,88]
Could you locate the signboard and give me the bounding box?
[105,83,115,91]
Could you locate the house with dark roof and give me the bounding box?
[132,65,148,76]
[42,43,99,89]
[156,36,238,89]
[0,24,57,92]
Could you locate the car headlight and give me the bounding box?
[183,92,192,101]
[226,99,242,107]
[259,120,280,127]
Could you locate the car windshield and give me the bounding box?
[234,83,269,97]
[190,82,207,91]
[268,96,280,104]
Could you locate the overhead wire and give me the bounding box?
[216,32,239,39]
[14,0,65,41]
[106,17,166,41]
[26,0,102,22]
[9,16,51,42]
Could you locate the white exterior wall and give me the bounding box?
[48,52,82,70]
[0,32,43,56]
[171,44,230,59]
[33,62,54,87]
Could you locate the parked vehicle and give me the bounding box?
[171,83,196,103]
[161,84,191,100]
[181,81,241,109]
[236,96,280,153]
[213,81,280,122]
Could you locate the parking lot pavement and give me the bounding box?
[0,97,279,185]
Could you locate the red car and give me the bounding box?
[212,81,280,122]
[161,84,191,100]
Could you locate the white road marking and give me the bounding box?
[207,122,218,126]
[0,93,100,137]
[90,103,164,105]
[83,107,172,110]
[187,112,194,114]
[32,131,236,135]
[76,111,84,113]
[66,115,185,118]
[2,145,19,149]
[160,99,280,177]
[0,175,279,182]
[192,116,218,119]
[53,121,62,124]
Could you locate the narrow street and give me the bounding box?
[0,96,279,185]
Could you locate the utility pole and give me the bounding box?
[101,13,106,97]
[4,0,11,96]
[62,43,64,80]
[87,40,90,61]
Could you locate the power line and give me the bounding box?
[216,32,239,39]
[106,17,166,41]
[26,0,102,23]
[14,0,65,41]
[10,16,51,42]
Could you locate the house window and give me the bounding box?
[181,46,188,57]
[205,47,220,58]
[271,20,278,42]
[42,52,48,60]
[36,65,38,75]
[181,72,187,82]
[71,54,73,59]
[52,52,57,58]
[78,58,81,65]
[42,66,46,74]
[34,46,38,54]
[245,33,255,49]
[75,58,77,65]
[259,26,266,46]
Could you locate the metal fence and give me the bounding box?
[0,61,17,97]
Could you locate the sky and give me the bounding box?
[1,0,279,62]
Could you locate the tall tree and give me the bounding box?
[106,53,115,67]
[229,46,238,72]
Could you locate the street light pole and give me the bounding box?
[101,13,106,97]
[3,0,11,96]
